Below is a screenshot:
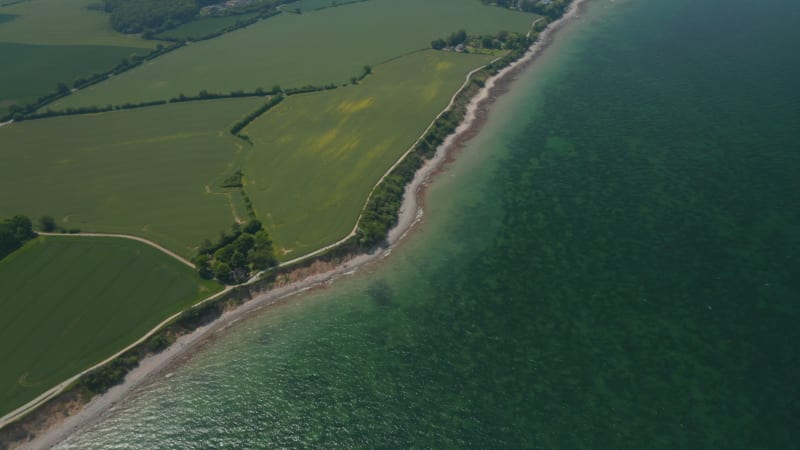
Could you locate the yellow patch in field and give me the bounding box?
[435,60,454,72]
[422,82,441,103]
[315,128,339,150]
[336,97,375,114]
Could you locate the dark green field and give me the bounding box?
[0,42,144,116]
[0,236,221,417]
[153,13,260,41]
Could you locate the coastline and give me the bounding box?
[6,2,588,447]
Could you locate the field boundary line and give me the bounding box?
[38,232,194,268]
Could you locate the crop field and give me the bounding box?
[0,0,156,116]
[0,0,156,47]
[242,50,494,257]
[0,235,221,417]
[0,97,263,256]
[153,12,260,41]
[53,0,535,109]
[0,42,142,117]
[287,0,365,12]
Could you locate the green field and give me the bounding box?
[0,98,263,256]
[0,42,143,116]
[243,50,493,257]
[0,0,156,47]
[53,0,535,109]
[153,12,260,41]
[287,0,364,12]
[0,0,157,116]
[0,235,221,417]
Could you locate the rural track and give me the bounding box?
[38,232,195,268]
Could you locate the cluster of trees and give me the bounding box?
[431,29,531,52]
[431,29,467,50]
[99,0,205,34]
[193,220,277,284]
[483,0,570,20]
[0,215,36,260]
[99,0,292,35]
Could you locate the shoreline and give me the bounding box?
[9,2,588,447]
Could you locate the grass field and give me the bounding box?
[243,50,494,257]
[0,0,157,116]
[0,42,143,116]
[153,12,260,41]
[0,98,263,256]
[0,0,156,47]
[53,0,535,109]
[0,235,222,417]
[287,0,364,12]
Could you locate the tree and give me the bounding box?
[39,215,56,232]
[193,253,213,279]
[212,261,232,283]
[431,38,446,50]
[57,83,70,95]
[363,65,372,75]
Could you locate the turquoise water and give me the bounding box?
[59,0,800,448]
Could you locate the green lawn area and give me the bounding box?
[153,12,260,41]
[0,98,263,257]
[0,235,222,418]
[53,0,535,109]
[243,50,494,258]
[0,0,157,117]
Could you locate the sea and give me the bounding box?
[57,0,800,447]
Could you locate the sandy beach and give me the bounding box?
[10,2,588,447]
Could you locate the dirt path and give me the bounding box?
[38,232,195,269]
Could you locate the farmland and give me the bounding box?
[0,0,156,47]
[53,0,536,109]
[0,235,221,417]
[0,98,263,256]
[0,42,143,116]
[153,12,260,41]
[243,50,494,257]
[0,0,156,116]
